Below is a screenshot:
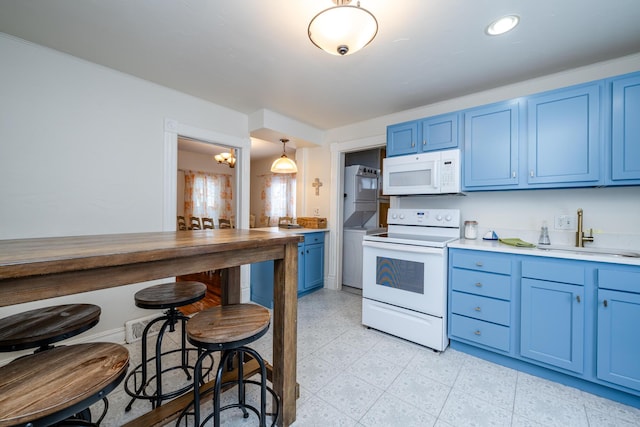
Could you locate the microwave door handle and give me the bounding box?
[432,162,440,189]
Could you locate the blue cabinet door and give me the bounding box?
[418,113,459,151]
[387,121,418,157]
[527,83,603,186]
[250,260,274,309]
[297,242,305,293]
[463,100,520,190]
[597,289,640,391]
[303,243,324,291]
[610,73,640,184]
[520,278,585,374]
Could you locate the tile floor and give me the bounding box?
[97,288,640,426]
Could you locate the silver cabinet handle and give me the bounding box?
[475,282,482,287]
[576,295,581,303]
[475,261,483,267]
[603,299,608,308]
[530,170,534,177]
[512,171,517,178]
[474,306,481,312]
[474,330,481,336]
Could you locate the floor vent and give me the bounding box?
[125,313,163,344]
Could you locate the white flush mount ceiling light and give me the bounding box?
[214,148,236,168]
[486,15,520,36]
[308,0,378,56]
[271,139,298,173]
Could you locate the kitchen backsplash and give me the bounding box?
[395,186,640,250]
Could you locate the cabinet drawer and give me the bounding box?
[598,268,640,293]
[451,291,510,326]
[304,232,325,245]
[451,268,511,300]
[522,260,584,285]
[450,314,510,352]
[451,250,511,275]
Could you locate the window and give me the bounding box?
[261,173,296,225]
[183,170,233,223]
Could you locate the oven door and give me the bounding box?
[362,240,447,316]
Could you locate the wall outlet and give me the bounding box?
[313,208,320,216]
[555,214,576,230]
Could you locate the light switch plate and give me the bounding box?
[555,215,576,230]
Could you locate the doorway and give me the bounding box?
[175,136,238,314]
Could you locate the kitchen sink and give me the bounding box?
[537,245,640,258]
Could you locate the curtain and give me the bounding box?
[260,173,296,226]
[183,170,233,225]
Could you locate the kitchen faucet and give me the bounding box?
[576,208,594,247]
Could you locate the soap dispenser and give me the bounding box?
[538,221,550,245]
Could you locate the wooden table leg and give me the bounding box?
[272,242,298,427]
[220,266,241,305]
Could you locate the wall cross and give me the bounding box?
[312,177,323,196]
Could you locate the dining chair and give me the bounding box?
[249,214,256,228]
[218,218,231,229]
[177,216,187,231]
[190,217,201,230]
[201,217,214,229]
[278,216,293,226]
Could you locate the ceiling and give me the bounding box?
[2,0,640,158]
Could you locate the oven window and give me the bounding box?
[375,256,424,294]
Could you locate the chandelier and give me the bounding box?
[308,0,378,56]
[214,148,236,168]
[271,139,297,173]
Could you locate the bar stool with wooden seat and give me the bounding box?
[0,303,101,354]
[0,342,129,427]
[178,304,280,427]
[124,281,212,411]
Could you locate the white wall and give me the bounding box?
[0,34,249,348]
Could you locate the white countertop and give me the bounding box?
[252,226,328,235]
[448,238,640,266]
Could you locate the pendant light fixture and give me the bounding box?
[308,0,378,56]
[214,148,236,168]
[271,139,297,174]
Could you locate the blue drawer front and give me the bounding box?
[598,268,640,293]
[522,260,584,285]
[451,251,511,275]
[451,268,511,300]
[451,291,510,326]
[450,314,510,352]
[304,232,325,245]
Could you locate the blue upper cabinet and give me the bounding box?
[387,113,459,157]
[609,73,640,185]
[463,100,520,190]
[387,121,418,156]
[419,113,459,152]
[527,82,603,187]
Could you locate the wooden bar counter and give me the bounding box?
[0,229,303,427]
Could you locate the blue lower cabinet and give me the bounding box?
[448,248,640,408]
[251,232,325,308]
[520,278,585,374]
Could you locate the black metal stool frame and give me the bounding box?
[177,322,280,427]
[124,305,213,411]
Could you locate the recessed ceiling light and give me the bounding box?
[486,15,520,36]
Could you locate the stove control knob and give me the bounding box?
[436,214,443,221]
[399,214,405,220]
[391,213,397,219]
[445,215,452,222]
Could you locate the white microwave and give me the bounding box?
[382,149,461,195]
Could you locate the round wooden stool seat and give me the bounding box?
[134,281,207,309]
[0,304,101,352]
[0,342,129,427]
[125,281,211,411]
[181,304,278,427]
[187,303,271,350]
